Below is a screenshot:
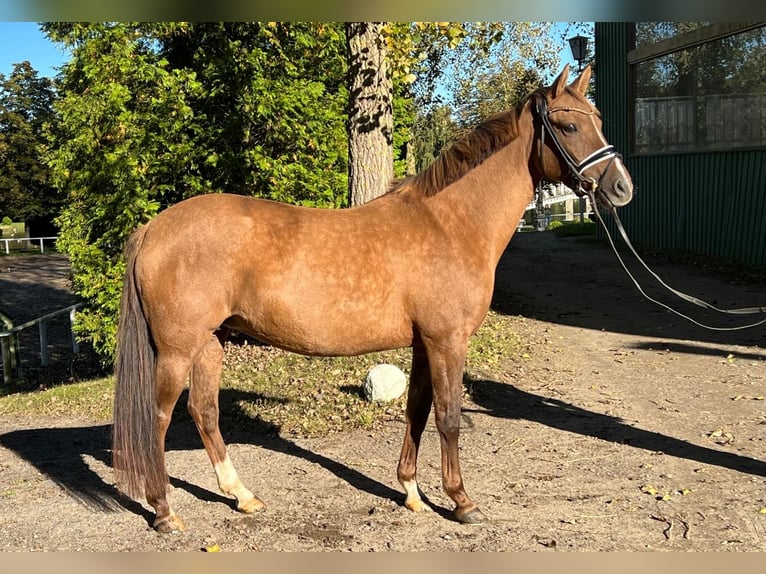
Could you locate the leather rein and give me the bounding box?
[534,96,766,331]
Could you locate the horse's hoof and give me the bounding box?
[238,497,266,514]
[455,506,487,524]
[404,498,431,513]
[153,513,186,533]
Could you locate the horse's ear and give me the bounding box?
[551,64,570,98]
[570,64,592,95]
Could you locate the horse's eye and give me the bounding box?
[562,123,577,134]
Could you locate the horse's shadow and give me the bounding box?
[465,376,766,477]
[0,388,405,528]
[1,380,764,528]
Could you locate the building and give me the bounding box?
[595,22,766,266]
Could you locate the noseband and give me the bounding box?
[534,96,620,195]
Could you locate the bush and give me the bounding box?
[1,216,13,226]
[546,220,564,231]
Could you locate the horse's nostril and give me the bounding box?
[615,178,631,195]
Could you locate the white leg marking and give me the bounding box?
[401,479,429,513]
[214,455,265,513]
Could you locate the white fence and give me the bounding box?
[0,236,58,255]
[525,190,582,211]
[0,304,82,383]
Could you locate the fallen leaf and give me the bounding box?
[203,544,221,552]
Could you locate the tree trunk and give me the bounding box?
[346,22,394,207]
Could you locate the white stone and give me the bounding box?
[363,363,407,402]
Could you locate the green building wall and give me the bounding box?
[594,22,766,266]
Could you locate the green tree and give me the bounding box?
[409,23,572,172]
[346,22,508,204]
[0,61,58,223]
[412,104,459,173]
[44,22,348,360]
[44,20,573,363]
[384,22,575,179]
[161,22,348,206]
[443,23,564,128]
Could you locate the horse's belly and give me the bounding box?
[226,304,414,357]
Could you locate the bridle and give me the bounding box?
[532,93,766,330]
[534,95,620,198]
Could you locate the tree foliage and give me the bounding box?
[44,22,348,360]
[444,23,564,126]
[42,20,581,362]
[346,22,509,203]
[411,104,459,174]
[412,22,591,170]
[0,61,58,222]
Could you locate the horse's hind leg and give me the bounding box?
[397,342,433,513]
[147,353,191,533]
[188,330,265,514]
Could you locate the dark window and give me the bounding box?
[631,23,766,154]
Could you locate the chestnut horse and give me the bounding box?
[113,65,633,532]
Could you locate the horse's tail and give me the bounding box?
[112,224,165,498]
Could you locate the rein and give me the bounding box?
[535,95,766,331]
[588,199,766,331]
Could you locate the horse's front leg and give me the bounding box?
[397,341,433,513]
[427,338,486,524]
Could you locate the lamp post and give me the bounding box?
[568,34,589,222]
[568,35,588,72]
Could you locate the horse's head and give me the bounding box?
[532,64,633,208]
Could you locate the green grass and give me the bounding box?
[0,376,114,420]
[549,220,596,236]
[0,310,525,436]
[219,343,413,436]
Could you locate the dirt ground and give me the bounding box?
[0,231,764,552]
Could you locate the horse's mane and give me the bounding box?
[391,91,541,198]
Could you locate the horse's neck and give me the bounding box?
[430,125,539,267]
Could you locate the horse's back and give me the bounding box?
[132,193,424,355]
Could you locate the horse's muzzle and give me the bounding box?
[602,177,633,207]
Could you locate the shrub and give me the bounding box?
[1,216,13,226]
[546,220,564,231]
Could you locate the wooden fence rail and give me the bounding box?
[0,303,82,383]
